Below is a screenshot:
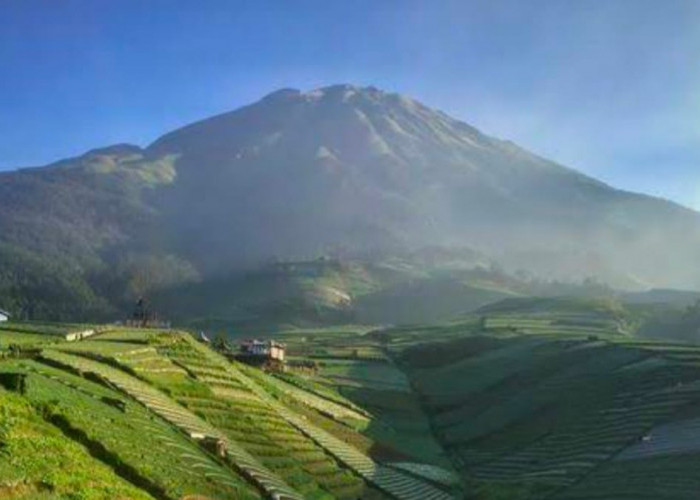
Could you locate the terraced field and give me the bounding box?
[157,342,358,499]
[0,388,153,499]
[482,314,623,338]
[392,317,700,500]
[13,306,700,500]
[162,335,455,500]
[273,327,453,466]
[0,322,70,350]
[38,348,302,500]
[5,358,255,499]
[0,324,461,499]
[274,371,370,416]
[262,371,371,426]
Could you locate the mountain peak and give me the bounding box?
[261,87,301,102]
[83,143,143,158]
[260,84,379,103]
[148,83,417,155]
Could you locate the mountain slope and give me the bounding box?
[0,84,699,319]
[0,325,460,499]
[0,145,194,318]
[145,85,700,289]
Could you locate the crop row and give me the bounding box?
[0,388,152,499]
[554,453,700,500]
[181,340,455,500]
[181,393,354,499]
[463,371,700,486]
[386,463,459,488]
[275,372,368,413]
[38,349,306,500]
[25,368,255,499]
[259,372,370,424]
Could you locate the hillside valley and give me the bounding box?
[5,299,700,499]
[4,1,700,498]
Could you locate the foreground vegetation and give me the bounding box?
[389,300,700,499]
[0,323,458,499]
[5,294,700,499]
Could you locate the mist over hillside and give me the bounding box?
[1,84,699,320]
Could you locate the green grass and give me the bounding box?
[0,388,153,500]
[4,359,259,499]
[0,330,64,347]
[269,325,453,467]
[0,321,99,337]
[0,324,466,500]
[388,319,700,499]
[91,329,160,343]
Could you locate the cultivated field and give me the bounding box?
[6,301,697,500]
[0,325,459,500]
[389,303,700,500]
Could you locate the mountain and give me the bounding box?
[1,84,699,320]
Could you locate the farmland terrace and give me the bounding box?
[391,310,700,500]
[0,322,460,500]
[5,311,700,500]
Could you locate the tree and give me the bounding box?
[212,332,230,352]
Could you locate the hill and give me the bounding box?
[149,250,517,330]
[389,317,700,500]
[2,84,700,320]
[0,323,459,500]
[7,308,700,499]
[0,145,194,320]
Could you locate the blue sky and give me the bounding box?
[1,0,699,208]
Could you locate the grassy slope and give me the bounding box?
[9,360,255,500]
[151,257,525,331]
[391,304,700,500]
[10,298,700,500]
[0,324,458,500]
[266,327,457,468]
[0,389,153,500]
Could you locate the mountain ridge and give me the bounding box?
[1,83,699,320]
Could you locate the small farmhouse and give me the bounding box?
[240,339,285,361]
[235,339,286,370]
[0,309,9,322]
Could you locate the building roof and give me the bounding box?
[241,339,285,348]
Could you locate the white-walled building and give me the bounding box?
[0,309,9,322]
[239,339,286,362]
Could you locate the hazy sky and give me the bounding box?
[1,1,699,208]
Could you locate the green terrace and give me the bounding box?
[389,320,700,500]
[0,325,459,500]
[0,321,108,343]
[3,359,255,499]
[0,389,153,499]
[14,312,700,500]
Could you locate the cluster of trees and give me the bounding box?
[0,242,112,321]
[0,239,199,322]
